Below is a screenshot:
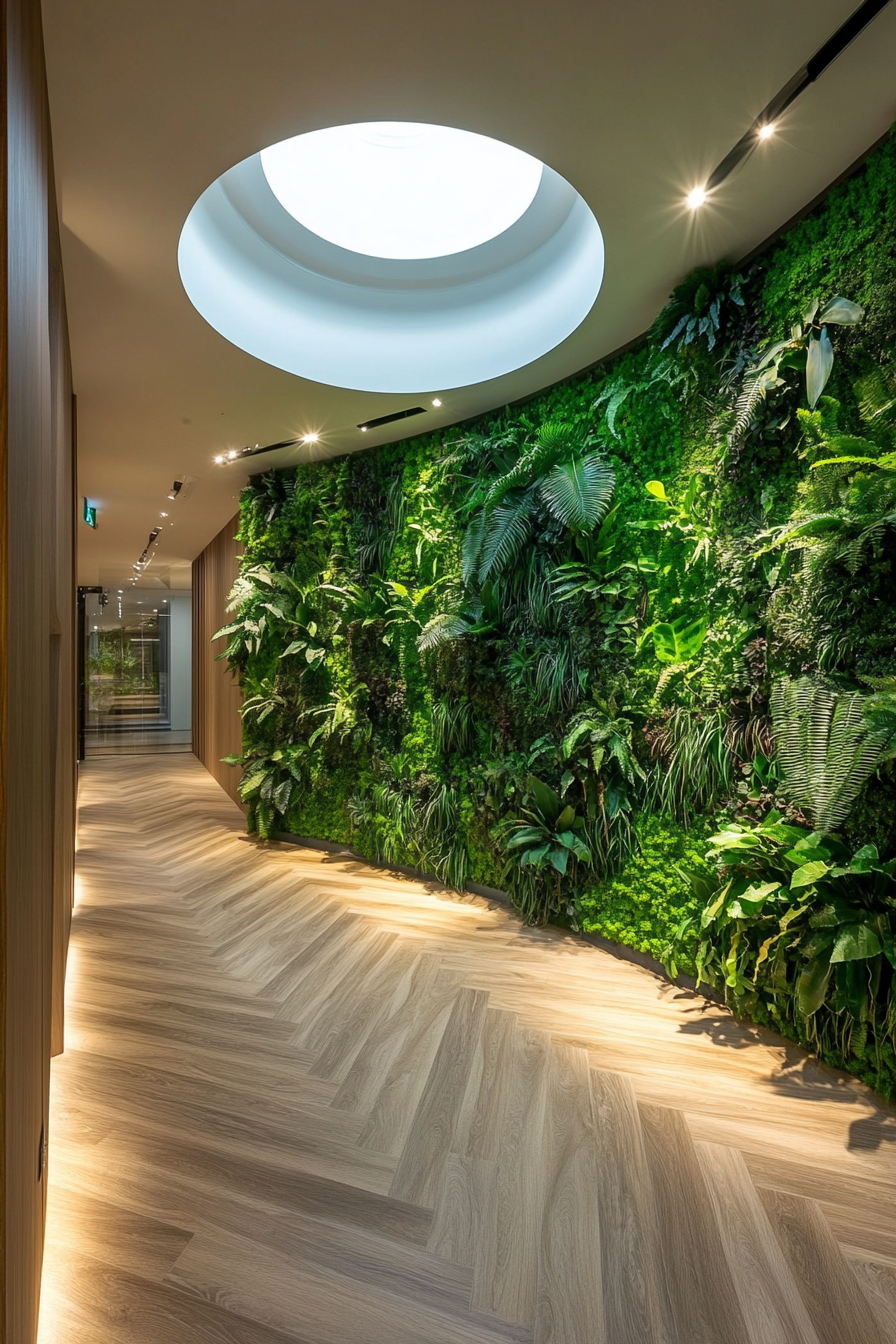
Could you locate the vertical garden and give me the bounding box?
[217,132,896,1096]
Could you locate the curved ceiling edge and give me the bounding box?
[178,134,605,394]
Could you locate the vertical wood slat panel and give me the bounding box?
[1,0,76,1335]
[47,147,75,1062]
[192,514,244,806]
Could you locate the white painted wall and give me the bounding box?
[168,594,192,731]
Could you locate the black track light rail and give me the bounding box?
[706,0,893,193]
[358,406,426,431]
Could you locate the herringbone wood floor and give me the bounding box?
[37,756,896,1343]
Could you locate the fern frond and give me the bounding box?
[771,676,889,830]
[416,613,471,651]
[479,491,535,580]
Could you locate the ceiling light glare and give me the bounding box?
[432,398,442,407]
[302,433,319,443]
[687,186,708,210]
[757,122,776,140]
[260,122,544,260]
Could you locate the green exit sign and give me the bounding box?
[83,498,97,529]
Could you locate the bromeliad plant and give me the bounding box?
[664,813,896,1091]
[499,775,591,924]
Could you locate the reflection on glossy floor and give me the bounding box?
[39,756,896,1343]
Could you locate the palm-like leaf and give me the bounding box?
[461,513,486,585]
[479,490,535,580]
[771,677,890,830]
[416,612,471,651]
[482,421,580,510]
[539,453,615,532]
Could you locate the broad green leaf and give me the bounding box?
[790,860,830,890]
[797,958,832,1015]
[701,884,731,929]
[741,880,782,904]
[562,722,592,757]
[528,775,561,825]
[818,296,864,325]
[848,844,880,872]
[830,923,883,963]
[505,828,546,849]
[779,904,805,930]
[549,847,569,876]
[652,614,708,665]
[520,844,551,866]
[645,480,667,501]
[806,328,834,409]
[784,846,830,865]
[555,805,576,831]
[211,620,244,641]
[279,639,307,658]
[809,900,856,928]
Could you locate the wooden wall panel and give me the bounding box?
[193,514,244,806]
[1,0,76,1336]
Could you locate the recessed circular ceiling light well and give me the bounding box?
[179,120,604,394]
[260,122,544,260]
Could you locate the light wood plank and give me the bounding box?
[534,1043,604,1344]
[640,1102,750,1344]
[696,1141,819,1344]
[391,986,489,1206]
[590,1069,673,1344]
[758,1186,888,1344]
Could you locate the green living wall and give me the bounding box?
[219,133,896,1096]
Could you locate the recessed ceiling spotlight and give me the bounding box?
[687,186,708,210]
[302,433,319,444]
[432,398,442,407]
[160,512,168,517]
[214,455,224,464]
[757,122,776,140]
[360,426,368,432]
[228,450,238,459]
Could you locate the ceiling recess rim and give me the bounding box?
[178,121,605,395]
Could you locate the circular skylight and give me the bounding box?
[179,123,604,393]
[260,122,544,260]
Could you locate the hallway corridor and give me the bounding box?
[38,757,896,1343]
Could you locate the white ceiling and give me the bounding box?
[41,0,896,593]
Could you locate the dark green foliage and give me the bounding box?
[223,131,896,1095]
[663,814,896,1098]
